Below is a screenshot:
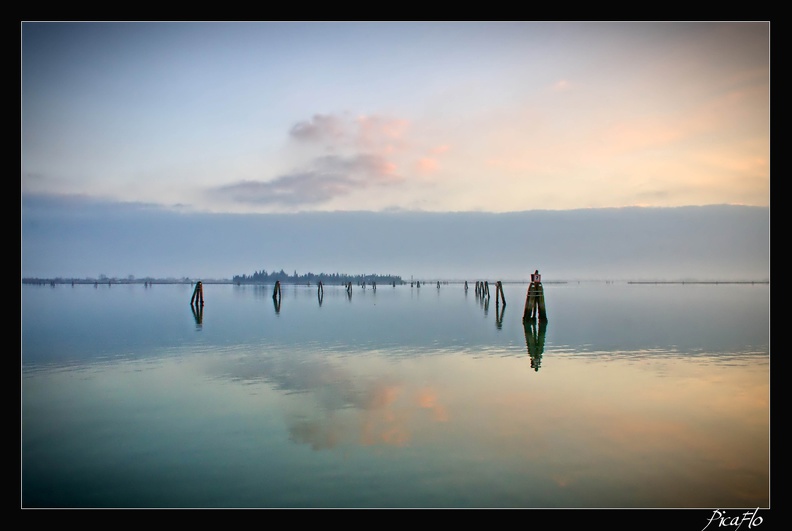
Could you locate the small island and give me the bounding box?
[22,270,406,286]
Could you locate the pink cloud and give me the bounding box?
[415,157,439,174]
[354,114,409,151]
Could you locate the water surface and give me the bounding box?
[21,281,770,508]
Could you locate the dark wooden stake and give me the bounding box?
[190,281,204,306]
[272,280,282,302]
[495,281,506,306]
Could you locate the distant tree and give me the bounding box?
[232,268,403,285]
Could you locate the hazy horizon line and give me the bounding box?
[22,277,770,285]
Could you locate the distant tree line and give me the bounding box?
[232,269,404,285]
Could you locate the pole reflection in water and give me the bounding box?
[496,301,505,329]
[272,280,282,314]
[524,319,547,371]
[191,302,203,330]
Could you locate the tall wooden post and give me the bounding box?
[523,279,548,322]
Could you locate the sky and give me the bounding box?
[21,21,770,215]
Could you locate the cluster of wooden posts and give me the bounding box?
[189,277,547,369]
[470,280,507,305]
[191,278,547,323]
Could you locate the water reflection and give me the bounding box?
[21,282,770,508]
[524,319,547,371]
[191,302,203,330]
[496,301,506,329]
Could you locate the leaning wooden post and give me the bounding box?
[496,281,506,306]
[523,277,535,322]
[190,281,204,306]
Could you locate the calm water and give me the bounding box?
[21,281,770,508]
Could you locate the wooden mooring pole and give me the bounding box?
[495,281,506,306]
[522,277,548,323]
[190,281,204,306]
[272,280,282,302]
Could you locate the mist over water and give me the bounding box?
[21,196,769,282]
